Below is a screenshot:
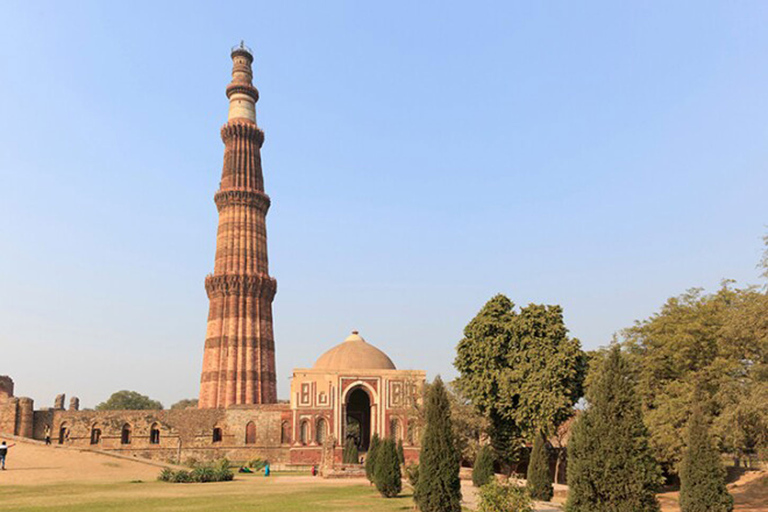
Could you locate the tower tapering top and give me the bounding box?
[226,41,259,123]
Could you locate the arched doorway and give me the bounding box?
[345,387,371,451]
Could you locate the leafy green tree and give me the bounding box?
[622,284,768,471]
[170,398,198,410]
[96,390,163,410]
[526,431,553,501]
[397,438,405,465]
[415,376,461,512]
[454,294,586,469]
[365,433,381,483]
[472,444,495,487]
[679,408,733,512]
[374,438,402,498]
[566,346,662,512]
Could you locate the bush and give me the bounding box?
[526,431,553,501]
[191,466,216,483]
[374,438,402,498]
[171,469,192,483]
[158,459,233,484]
[473,445,495,487]
[213,458,234,482]
[365,433,381,483]
[406,463,419,488]
[478,480,532,512]
[679,409,733,512]
[397,438,405,465]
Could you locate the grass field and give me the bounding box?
[0,476,416,512]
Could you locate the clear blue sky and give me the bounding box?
[1,1,766,407]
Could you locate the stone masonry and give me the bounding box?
[199,44,278,408]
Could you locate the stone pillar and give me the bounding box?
[54,394,66,410]
[68,397,79,411]
[17,397,34,438]
[198,43,277,408]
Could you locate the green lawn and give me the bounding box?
[0,478,416,512]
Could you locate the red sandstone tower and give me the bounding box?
[198,43,277,408]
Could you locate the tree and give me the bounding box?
[454,294,586,470]
[374,438,402,498]
[415,376,461,512]
[397,438,405,465]
[409,381,488,467]
[472,444,495,487]
[566,346,662,512]
[170,398,198,410]
[365,433,381,483]
[679,408,733,512]
[95,390,163,410]
[622,284,768,471]
[342,437,359,464]
[527,431,553,501]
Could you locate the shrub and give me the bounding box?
[191,466,216,483]
[213,458,234,481]
[365,433,381,483]
[473,445,495,487]
[374,438,402,498]
[679,409,733,512]
[478,480,532,512]
[526,431,553,501]
[171,469,192,483]
[158,459,233,484]
[397,438,405,465]
[415,376,461,512]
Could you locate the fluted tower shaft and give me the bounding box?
[199,44,277,408]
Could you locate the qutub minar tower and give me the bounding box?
[198,43,278,408]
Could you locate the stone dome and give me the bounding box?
[313,331,396,370]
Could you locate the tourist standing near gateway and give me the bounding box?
[199,42,278,408]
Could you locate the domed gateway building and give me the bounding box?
[0,44,425,470]
[289,331,425,464]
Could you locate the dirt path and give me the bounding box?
[0,439,163,485]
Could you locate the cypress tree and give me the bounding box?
[527,430,553,501]
[472,444,495,487]
[343,437,359,464]
[397,438,405,465]
[365,433,381,483]
[679,408,733,512]
[374,438,402,498]
[415,376,461,512]
[566,346,662,512]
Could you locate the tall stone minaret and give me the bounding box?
[199,43,277,408]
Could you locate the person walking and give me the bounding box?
[44,425,51,445]
[0,441,16,470]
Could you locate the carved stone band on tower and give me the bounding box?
[198,44,278,408]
